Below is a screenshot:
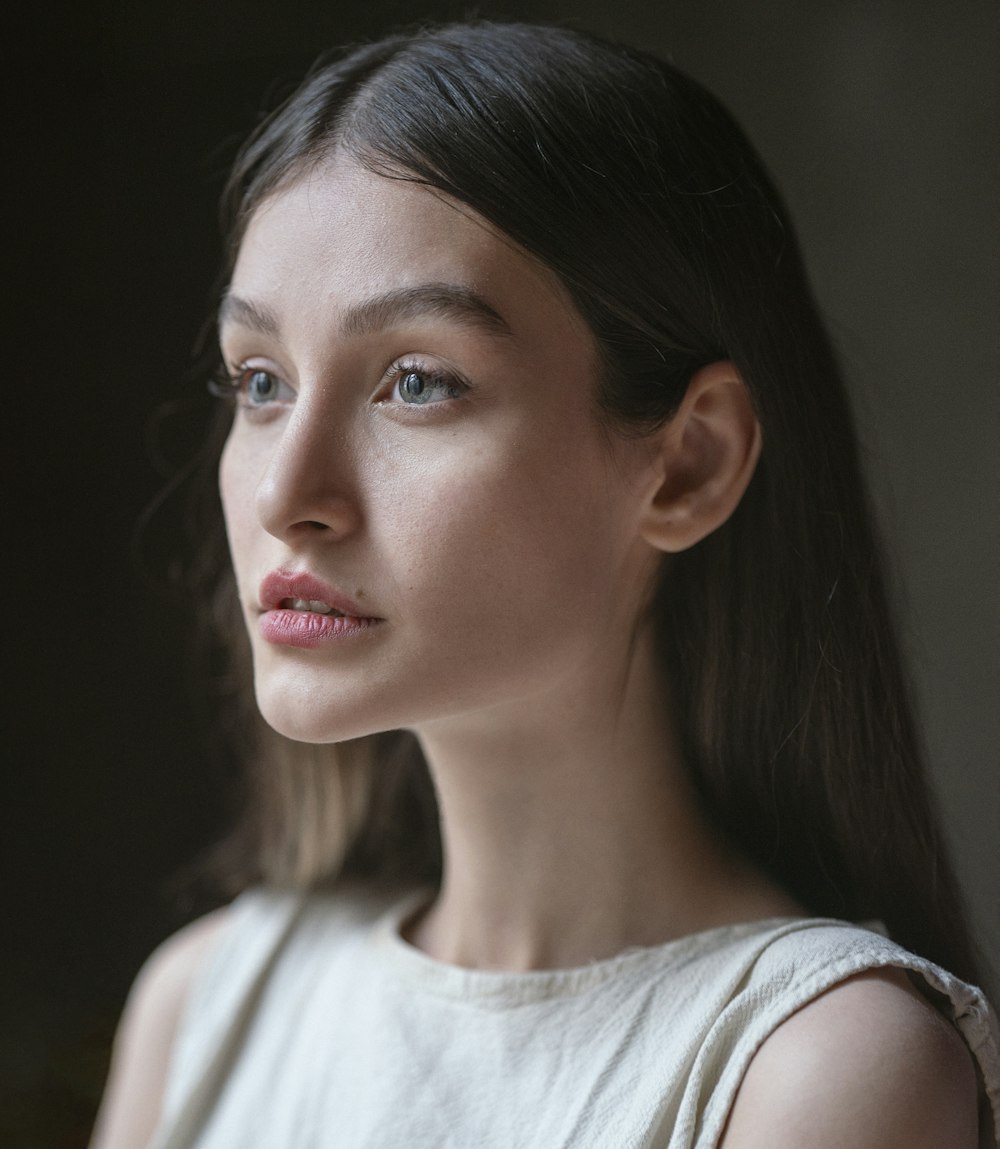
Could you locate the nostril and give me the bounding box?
[305,521,328,530]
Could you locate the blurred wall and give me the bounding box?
[7,0,997,1142]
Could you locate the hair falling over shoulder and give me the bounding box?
[188,21,983,987]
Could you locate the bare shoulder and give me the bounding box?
[89,906,233,1149]
[718,966,979,1149]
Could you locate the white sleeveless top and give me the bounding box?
[149,886,1000,1148]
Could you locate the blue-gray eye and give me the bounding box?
[395,368,463,405]
[247,370,280,405]
[400,371,429,402]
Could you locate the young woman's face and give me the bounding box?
[219,154,664,743]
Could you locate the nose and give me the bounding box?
[253,397,362,545]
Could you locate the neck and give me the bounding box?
[405,629,799,970]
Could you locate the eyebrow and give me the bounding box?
[218,282,513,342]
[218,294,280,337]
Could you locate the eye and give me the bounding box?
[389,363,467,406]
[242,369,283,406]
[209,365,294,409]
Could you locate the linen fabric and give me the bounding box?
[149,886,1000,1148]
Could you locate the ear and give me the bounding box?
[638,360,762,553]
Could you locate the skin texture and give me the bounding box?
[90,155,980,1146]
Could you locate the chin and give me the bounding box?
[256,696,362,744]
[252,671,398,745]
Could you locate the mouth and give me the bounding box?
[259,570,378,621]
[258,576,381,649]
[279,597,347,617]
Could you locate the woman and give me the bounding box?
[92,21,999,1148]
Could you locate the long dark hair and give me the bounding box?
[201,21,981,984]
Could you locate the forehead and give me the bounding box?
[228,154,593,350]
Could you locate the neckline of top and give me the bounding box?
[364,889,809,1005]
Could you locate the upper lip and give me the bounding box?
[258,570,377,618]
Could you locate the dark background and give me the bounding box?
[7,0,999,1144]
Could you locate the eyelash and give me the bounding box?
[207,357,469,411]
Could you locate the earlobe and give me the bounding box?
[638,360,762,553]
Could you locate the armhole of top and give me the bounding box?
[89,906,234,1149]
[699,929,1000,1149]
[147,887,309,1149]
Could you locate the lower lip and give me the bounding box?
[258,609,381,648]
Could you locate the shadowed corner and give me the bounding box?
[0,986,117,1149]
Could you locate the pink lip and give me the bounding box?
[259,570,373,616]
[257,570,382,649]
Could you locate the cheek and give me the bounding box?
[218,432,258,573]
[380,433,628,629]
